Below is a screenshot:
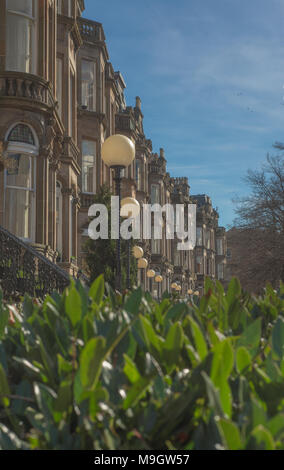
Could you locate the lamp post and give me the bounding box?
[147,269,155,294]
[101,135,135,292]
[155,273,163,301]
[138,258,148,287]
[176,284,182,296]
[121,197,140,290]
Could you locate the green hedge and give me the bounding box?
[0,277,284,450]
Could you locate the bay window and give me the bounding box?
[82,140,96,193]
[4,124,37,241]
[6,0,36,74]
[81,60,96,111]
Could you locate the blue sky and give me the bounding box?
[83,0,284,227]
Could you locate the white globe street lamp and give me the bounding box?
[102,134,135,168]
[147,269,155,278]
[138,258,148,269]
[101,135,135,292]
[133,246,144,259]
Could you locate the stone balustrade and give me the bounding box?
[0,72,55,108]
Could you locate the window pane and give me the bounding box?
[56,182,62,254]
[7,0,33,16]
[5,188,34,239]
[217,264,224,279]
[136,160,142,190]
[6,154,33,189]
[196,227,202,246]
[57,0,62,14]
[217,239,223,255]
[151,185,160,204]
[82,141,96,193]
[6,13,33,72]
[8,124,34,145]
[81,60,96,110]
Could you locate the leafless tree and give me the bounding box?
[230,153,284,293]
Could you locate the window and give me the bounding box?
[67,0,72,17]
[56,58,63,118]
[6,0,36,73]
[57,0,62,14]
[217,239,223,256]
[217,264,224,280]
[69,68,75,137]
[8,124,34,145]
[81,60,96,111]
[82,140,96,193]
[135,160,142,191]
[152,240,160,255]
[4,124,37,241]
[196,227,203,246]
[151,233,161,255]
[205,230,210,249]
[151,184,160,204]
[56,181,63,257]
[196,256,203,274]
[174,250,180,266]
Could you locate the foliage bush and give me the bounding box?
[0,277,284,450]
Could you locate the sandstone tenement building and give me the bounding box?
[0,0,227,296]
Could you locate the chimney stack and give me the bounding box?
[136,96,141,110]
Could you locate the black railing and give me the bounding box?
[0,225,70,301]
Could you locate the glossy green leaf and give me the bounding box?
[162,322,183,369]
[0,363,10,407]
[218,419,242,450]
[236,346,251,374]
[249,425,275,450]
[79,337,106,390]
[237,318,262,356]
[65,286,82,327]
[124,354,141,384]
[272,317,284,359]
[189,317,208,361]
[89,275,105,305]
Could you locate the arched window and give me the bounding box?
[4,123,37,241]
[56,181,63,258]
[6,0,37,73]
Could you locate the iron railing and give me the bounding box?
[0,225,70,301]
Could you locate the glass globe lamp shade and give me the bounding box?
[194,291,200,296]
[176,285,182,292]
[171,283,178,290]
[155,274,163,283]
[188,289,193,295]
[147,269,156,278]
[121,197,140,219]
[101,134,135,168]
[133,246,144,259]
[138,258,148,269]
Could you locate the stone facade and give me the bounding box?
[0,0,226,296]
